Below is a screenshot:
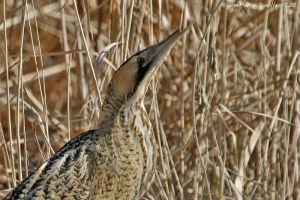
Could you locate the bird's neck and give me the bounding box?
[98,92,146,129]
[99,94,123,122]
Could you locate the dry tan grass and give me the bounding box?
[0,0,299,199]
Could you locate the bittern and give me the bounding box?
[4,28,188,200]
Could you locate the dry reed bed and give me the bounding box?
[0,0,299,199]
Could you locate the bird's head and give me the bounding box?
[106,27,189,109]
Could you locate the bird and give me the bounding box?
[4,27,189,200]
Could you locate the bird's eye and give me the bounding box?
[137,57,145,66]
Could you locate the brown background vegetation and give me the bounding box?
[0,0,299,199]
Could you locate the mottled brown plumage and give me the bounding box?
[4,28,188,200]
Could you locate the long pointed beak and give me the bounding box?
[141,26,190,70]
[154,26,190,56]
[131,26,190,100]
